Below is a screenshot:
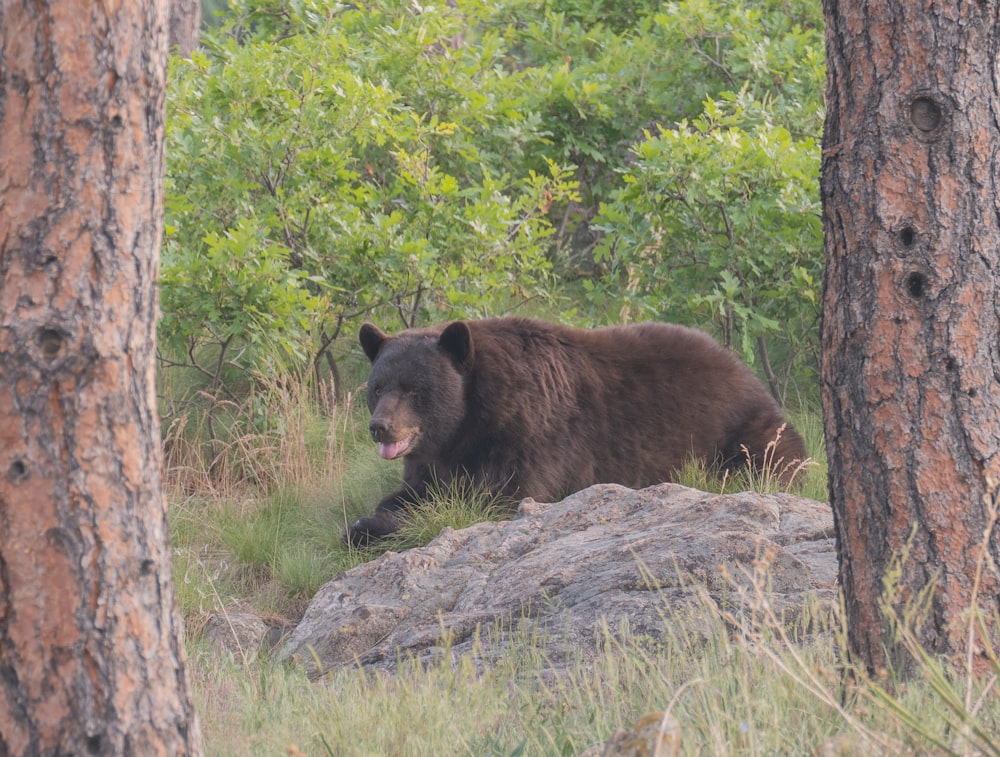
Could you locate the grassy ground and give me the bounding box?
[187,602,851,756]
[164,375,999,756]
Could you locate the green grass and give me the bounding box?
[184,591,1000,756]
[383,477,518,552]
[165,376,999,756]
[165,376,395,623]
[186,603,850,756]
[671,412,828,503]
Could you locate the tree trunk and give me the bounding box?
[169,0,202,57]
[0,1,203,753]
[821,0,1000,676]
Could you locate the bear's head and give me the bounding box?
[359,321,473,462]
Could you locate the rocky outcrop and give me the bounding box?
[280,483,836,676]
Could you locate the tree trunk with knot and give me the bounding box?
[821,0,1000,676]
[0,1,203,752]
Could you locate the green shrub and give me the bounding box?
[163,0,579,392]
[592,92,823,398]
[164,0,825,390]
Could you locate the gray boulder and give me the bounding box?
[280,483,836,676]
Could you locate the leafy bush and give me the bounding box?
[482,0,824,268]
[566,1,827,396]
[163,0,579,391]
[162,0,826,419]
[592,93,822,399]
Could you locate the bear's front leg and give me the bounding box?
[342,490,416,548]
[342,511,400,548]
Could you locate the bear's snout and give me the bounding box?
[369,417,389,441]
[369,414,419,460]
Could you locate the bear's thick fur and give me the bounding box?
[344,317,807,546]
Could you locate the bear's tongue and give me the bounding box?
[379,438,410,460]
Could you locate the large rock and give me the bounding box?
[280,484,836,676]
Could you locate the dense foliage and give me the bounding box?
[594,94,822,399]
[162,0,824,404]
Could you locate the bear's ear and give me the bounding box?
[438,321,473,368]
[359,323,389,363]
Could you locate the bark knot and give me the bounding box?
[36,327,66,361]
[7,460,28,483]
[905,271,927,299]
[910,96,943,132]
[906,92,951,141]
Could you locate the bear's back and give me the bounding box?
[458,318,791,497]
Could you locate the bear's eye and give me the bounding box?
[372,385,383,398]
[396,383,417,398]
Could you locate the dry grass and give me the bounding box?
[162,374,998,756]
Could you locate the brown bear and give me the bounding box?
[344,317,808,547]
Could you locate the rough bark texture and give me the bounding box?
[168,0,201,57]
[821,0,1000,674]
[0,1,203,753]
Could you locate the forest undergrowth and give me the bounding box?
[164,372,999,756]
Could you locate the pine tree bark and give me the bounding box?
[169,0,201,57]
[821,1,1000,675]
[0,1,203,753]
